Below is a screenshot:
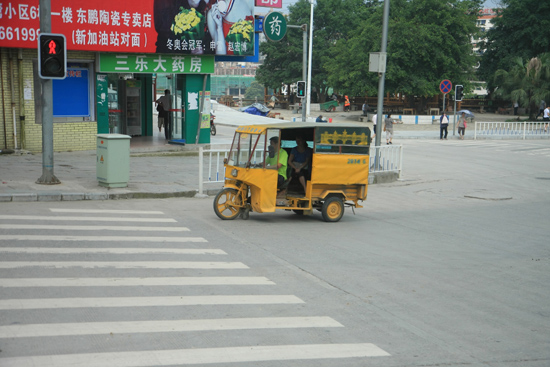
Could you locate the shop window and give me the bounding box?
[34,61,95,123]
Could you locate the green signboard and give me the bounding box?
[99,54,215,74]
[263,12,287,42]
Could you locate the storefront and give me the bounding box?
[0,0,256,152]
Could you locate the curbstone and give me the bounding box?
[0,194,12,202]
[38,192,62,201]
[85,193,109,200]
[62,193,86,201]
[12,193,38,202]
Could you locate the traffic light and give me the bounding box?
[297,81,306,98]
[38,33,66,79]
[455,85,464,101]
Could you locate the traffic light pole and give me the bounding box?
[288,24,307,122]
[453,93,457,136]
[36,0,60,184]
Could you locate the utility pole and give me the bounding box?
[374,0,390,148]
[36,0,60,184]
[306,0,314,120]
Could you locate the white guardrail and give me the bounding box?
[474,121,550,140]
[198,145,403,195]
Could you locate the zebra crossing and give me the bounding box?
[0,207,389,366]
[419,139,550,156]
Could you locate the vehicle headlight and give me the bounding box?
[231,169,238,177]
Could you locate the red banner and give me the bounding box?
[0,0,255,55]
[255,0,282,8]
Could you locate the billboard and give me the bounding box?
[0,0,255,56]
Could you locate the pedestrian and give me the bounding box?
[535,100,546,120]
[269,94,278,109]
[384,113,400,144]
[543,105,549,132]
[457,112,467,140]
[344,95,351,112]
[513,101,519,116]
[156,89,172,140]
[362,101,369,116]
[439,112,449,140]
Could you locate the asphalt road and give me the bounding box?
[0,139,548,366]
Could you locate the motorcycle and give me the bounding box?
[210,113,216,136]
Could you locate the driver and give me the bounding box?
[265,136,288,188]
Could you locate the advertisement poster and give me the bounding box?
[0,0,254,56]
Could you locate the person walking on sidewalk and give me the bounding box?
[156,89,172,140]
[535,100,546,120]
[439,112,449,140]
[385,114,400,144]
[457,112,467,140]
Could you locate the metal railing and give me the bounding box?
[198,147,228,195]
[474,121,550,140]
[369,145,403,178]
[198,145,404,194]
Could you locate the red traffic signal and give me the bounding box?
[38,33,66,79]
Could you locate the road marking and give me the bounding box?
[0,295,303,310]
[0,343,390,366]
[0,261,248,269]
[0,215,176,223]
[50,208,164,214]
[0,317,342,338]
[0,247,226,255]
[0,235,206,242]
[0,277,274,287]
[0,224,190,232]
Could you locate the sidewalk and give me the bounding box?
[0,106,521,203]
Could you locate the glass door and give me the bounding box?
[170,76,183,140]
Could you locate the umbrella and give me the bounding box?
[457,110,475,118]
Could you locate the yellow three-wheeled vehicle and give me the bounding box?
[213,122,371,222]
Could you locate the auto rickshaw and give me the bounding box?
[213,122,371,222]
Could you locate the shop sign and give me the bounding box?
[263,12,286,42]
[99,54,215,74]
[0,0,254,56]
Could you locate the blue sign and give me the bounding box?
[440,79,452,94]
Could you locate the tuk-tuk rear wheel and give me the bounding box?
[322,196,344,222]
[213,188,242,220]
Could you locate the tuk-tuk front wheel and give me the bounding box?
[322,196,344,222]
[213,188,242,220]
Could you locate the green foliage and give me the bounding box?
[244,81,265,100]
[493,53,550,119]
[325,0,481,97]
[478,0,550,90]
[258,0,481,102]
[256,0,367,101]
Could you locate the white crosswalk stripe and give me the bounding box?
[0,295,305,310]
[0,344,390,367]
[0,206,390,365]
[0,316,343,338]
[0,261,248,269]
[0,224,190,232]
[0,247,226,255]
[0,276,275,287]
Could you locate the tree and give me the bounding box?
[244,81,265,101]
[325,0,482,106]
[478,0,550,90]
[493,53,550,120]
[256,0,367,102]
